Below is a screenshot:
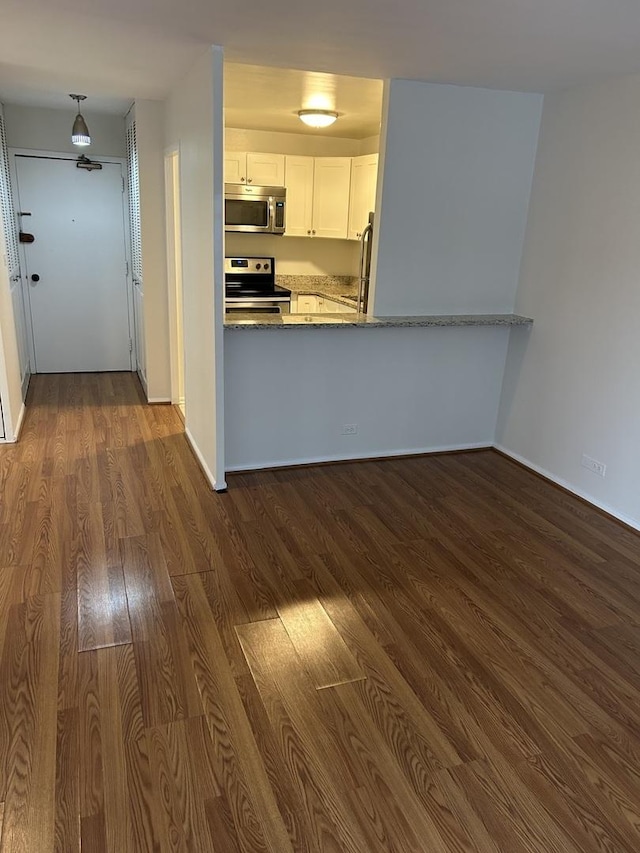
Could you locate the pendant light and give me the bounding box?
[298,109,339,129]
[69,94,91,147]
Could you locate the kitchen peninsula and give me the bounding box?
[222,73,543,477]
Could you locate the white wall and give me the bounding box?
[225,127,363,157]
[135,100,171,400]
[359,135,381,156]
[225,326,510,470]
[372,80,542,316]
[225,233,359,276]
[166,46,226,490]
[3,103,126,157]
[497,74,640,529]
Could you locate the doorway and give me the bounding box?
[14,154,132,373]
[165,147,185,415]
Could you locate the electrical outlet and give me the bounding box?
[341,424,358,435]
[581,454,606,478]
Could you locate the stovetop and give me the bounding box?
[225,281,291,298]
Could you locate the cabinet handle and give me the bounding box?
[312,230,316,235]
[248,178,253,183]
[241,177,245,182]
[307,230,311,235]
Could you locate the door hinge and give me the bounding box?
[122,176,126,193]
[129,338,133,353]
[125,260,129,277]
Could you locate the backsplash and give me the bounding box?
[225,233,359,278]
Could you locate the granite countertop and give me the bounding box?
[224,313,534,330]
[276,275,358,308]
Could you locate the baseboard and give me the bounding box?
[137,368,148,395]
[494,444,640,533]
[185,427,227,491]
[12,402,26,441]
[0,402,26,444]
[225,441,492,474]
[147,397,172,405]
[21,371,30,399]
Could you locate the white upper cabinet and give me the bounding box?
[284,156,314,237]
[246,152,285,186]
[285,155,351,239]
[228,148,378,239]
[224,151,285,186]
[224,151,246,184]
[312,158,352,239]
[348,153,378,240]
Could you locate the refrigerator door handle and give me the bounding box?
[357,221,373,314]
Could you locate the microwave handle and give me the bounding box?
[269,197,286,232]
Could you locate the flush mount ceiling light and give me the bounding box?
[69,94,91,147]
[297,109,339,128]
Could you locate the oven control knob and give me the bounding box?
[264,263,269,270]
[256,263,261,270]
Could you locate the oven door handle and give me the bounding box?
[225,297,290,304]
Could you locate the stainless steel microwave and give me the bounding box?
[224,184,286,234]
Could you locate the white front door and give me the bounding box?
[15,155,132,373]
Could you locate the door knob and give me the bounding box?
[31,274,40,282]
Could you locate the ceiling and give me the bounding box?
[2,0,640,116]
[224,65,383,138]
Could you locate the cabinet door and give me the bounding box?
[224,152,247,184]
[312,158,351,239]
[296,294,317,313]
[322,298,356,314]
[284,156,314,237]
[348,154,378,240]
[246,152,285,186]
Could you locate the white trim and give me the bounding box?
[0,402,26,444]
[12,401,26,441]
[494,444,640,533]
[147,396,171,404]
[164,145,185,407]
[225,441,491,473]
[186,426,227,491]
[9,147,124,163]
[212,47,226,489]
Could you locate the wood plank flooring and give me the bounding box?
[1,372,640,850]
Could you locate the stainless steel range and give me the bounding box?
[224,257,291,315]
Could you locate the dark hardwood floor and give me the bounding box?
[1,371,640,851]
